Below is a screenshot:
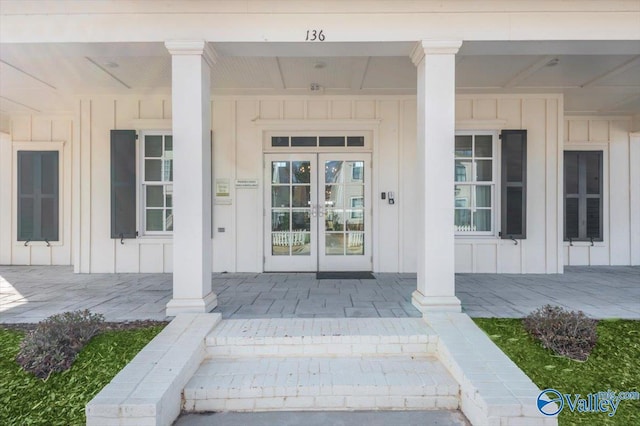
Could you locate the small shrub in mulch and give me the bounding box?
[15,310,104,379]
[523,304,598,361]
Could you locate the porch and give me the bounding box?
[1,265,638,323]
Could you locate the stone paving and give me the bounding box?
[1,265,638,322]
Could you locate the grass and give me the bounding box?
[0,325,164,426]
[474,318,640,426]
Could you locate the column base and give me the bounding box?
[412,290,461,313]
[166,292,217,317]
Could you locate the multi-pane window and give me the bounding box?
[564,151,603,241]
[17,151,59,242]
[142,132,173,234]
[454,132,496,234]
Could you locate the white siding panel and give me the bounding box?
[284,100,305,119]
[455,244,473,272]
[235,100,261,272]
[212,99,236,273]
[355,100,375,119]
[521,98,548,273]
[545,98,560,273]
[631,133,640,265]
[260,100,280,119]
[31,117,52,141]
[609,120,631,264]
[139,99,163,119]
[568,246,589,265]
[472,99,497,120]
[163,243,173,273]
[475,244,497,273]
[79,100,92,272]
[115,243,139,272]
[589,120,609,142]
[139,244,164,272]
[89,99,116,272]
[497,98,522,130]
[376,100,400,272]
[307,100,329,119]
[400,99,417,273]
[500,244,521,273]
[0,133,12,264]
[455,99,472,121]
[11,116,31,140]
[30,246,51,265]
[331,100,352,119]
[568,119,589,142]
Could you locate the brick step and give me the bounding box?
[205,317,439,357]
[183,355,459,412]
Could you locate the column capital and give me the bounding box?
[410,40,463,66]
[165,40,218,67]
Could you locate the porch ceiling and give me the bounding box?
[0,40,639,118]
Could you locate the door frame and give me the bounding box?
[263,152,372,272]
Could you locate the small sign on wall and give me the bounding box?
[236,179,259,188]
[215,179,230,197]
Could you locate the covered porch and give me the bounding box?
[1,265,638,323]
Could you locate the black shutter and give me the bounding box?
[18,151,59,241]
[500,130,527,239]
[111,130,137,239]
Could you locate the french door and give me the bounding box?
[264,153,372,272]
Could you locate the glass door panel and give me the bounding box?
[264,154,317,271]
[318,154,371,271]
[264,153,371,272]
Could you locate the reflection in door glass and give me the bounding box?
[271,160,311,257]
[325,161,343,183]
[325,233,345,255]
[271,162,290,184]
[346,232,364,255]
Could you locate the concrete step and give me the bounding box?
[183,355,459,412]
[205,318,439,357]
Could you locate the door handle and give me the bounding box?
[311,205,317,217]
[318,205,325,217]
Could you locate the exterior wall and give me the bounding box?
[75,97,173,273]
[7,94,638,272]
[564,117,638,266]
[0,115,73,265]
[449,95,564,273]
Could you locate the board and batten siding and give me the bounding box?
[0,116,73,266]
[564,118,639,266]
[14,94,635,273]
[451,95,563,273]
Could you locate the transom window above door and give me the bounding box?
[264,132,372,151]
[272,136,365,148]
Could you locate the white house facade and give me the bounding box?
[1,0,639,315]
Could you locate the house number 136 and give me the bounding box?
[305,30,325,41]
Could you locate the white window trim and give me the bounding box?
[454,130,499,238]
[11,141,66,247]
[139,130,173,237]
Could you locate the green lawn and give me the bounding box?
[1,320,638,425]
[474,318,640,426]
[0,325,164,426]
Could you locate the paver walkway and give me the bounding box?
[1,265,638,322]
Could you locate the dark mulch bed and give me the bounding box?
[1,320,170,333]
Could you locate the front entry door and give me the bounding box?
[264,153,371,272]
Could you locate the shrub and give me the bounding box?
[15,310,104,379]
[523,305,598,361]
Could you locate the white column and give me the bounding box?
[411,40,462,313]
[165,40,217,316]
